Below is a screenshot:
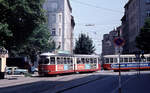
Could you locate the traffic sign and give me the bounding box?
[114,37,125,47]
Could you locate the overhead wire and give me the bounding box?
[70,0,123,13]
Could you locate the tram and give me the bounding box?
[38,53,101,76]
[102,54,150,71]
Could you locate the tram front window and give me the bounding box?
[44,59,49,64]
[39,58,49,64]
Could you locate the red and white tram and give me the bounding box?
[38,53,101,76]
[103,54,150,71]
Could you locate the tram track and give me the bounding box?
[36,73,104,93]
[53,75,108,93]
[0,73,102,93]
[54,73,141,93]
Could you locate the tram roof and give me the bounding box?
[40,53,99,58]
[40,52,73,57]
[40,52,56,56]
[74,54,99,58]
[103,54,150,58]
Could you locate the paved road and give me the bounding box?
[61,72,150,93]
[0,72,107,93]
[0,71,150,93]
[60,75,130,93]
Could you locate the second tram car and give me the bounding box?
[103,54,150,71]
[38,53,101,76]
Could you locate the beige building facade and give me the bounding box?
[43,0,75,53]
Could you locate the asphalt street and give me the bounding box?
[0,71,150,93]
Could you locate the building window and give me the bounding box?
[59,14,62,23]
[51,2,58,11]
[51,28,56,36]
[59,28,61,36]
[51,14,56,23]
[146,11,150,17]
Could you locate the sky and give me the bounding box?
[70,0,128,54]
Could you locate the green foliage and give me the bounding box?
[74,33,95,54]
[0,23,13,47]
[20,24,55,56]
[136,18,150,53]
[0,0,55,57]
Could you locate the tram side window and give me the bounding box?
[90,58,94,64]
[120,58,123,63]
[124,58,128,62]
[81,58,84,64]
[50,57,55,64]
[86,58,90,64]
[133,58,137,62]
[114,58,117,63]
[64,58,67,64]
[105,58,109,63]
[70,58,73,64]
[110,58,113,63]
[57,57,61,64]
[129,58,133,62]
[147,57,150,62]
[77,58,81,64]
[61,58,63,64]
[94,58,97,63]
[67,58,70,64]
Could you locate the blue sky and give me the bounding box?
[70,0,128,54]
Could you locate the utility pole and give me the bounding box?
[118,47,121,93]
[114,29,124,93]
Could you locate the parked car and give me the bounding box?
[6,67,28,75]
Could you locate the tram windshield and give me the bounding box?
[39,58,49,64]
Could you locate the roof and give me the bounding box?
[67,0,72,12]
[124,0,133,8]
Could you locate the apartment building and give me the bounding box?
[122,0,150,53]
[102,27,121,55]
[43,0,75,53]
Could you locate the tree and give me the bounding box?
[0,23,13,48]
[0,0,54,57]
[0,0,46,54]
[17,24,55,64]
[19,24,55,56]
[136,18,150,53]
[74,33,95,54]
